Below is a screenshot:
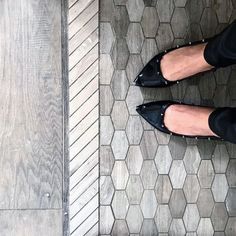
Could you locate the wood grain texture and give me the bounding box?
[0,209,62,236]
[0,0,63,209]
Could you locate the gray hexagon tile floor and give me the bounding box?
[99,0,236,235]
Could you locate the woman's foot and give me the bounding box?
[164,104,219,137]
[160,43,214,82]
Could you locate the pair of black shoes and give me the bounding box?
[135,40,221,141]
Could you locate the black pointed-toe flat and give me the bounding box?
[134,39,211,88]
[136,100,223,141]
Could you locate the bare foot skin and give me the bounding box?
[164,104,219,137]
[160,43,214,82]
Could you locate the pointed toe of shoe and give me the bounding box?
[134,75,143,86]
[136,102,162,128]
[136,100,178,133]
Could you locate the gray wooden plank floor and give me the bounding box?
[0,0,66,235]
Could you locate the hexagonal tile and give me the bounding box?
[126,0,145,22]
[155,146,172,174]
[111,131,129,160]
[126,116,143,145]
[155,129,171,145]
[155,23,174,51]
[227,159,236,187]
[226,188,236,216]
[197,139,216,160]
[100,176,115,205]
[169,189,187,218]
[186,23,203,42]
[168,136,187,160]
[198,160,214,188]
[211,203,228,231]
[141,7,159,37]
[156,0,175,22]
[111,38,129,70]
[140,160,158,189]
[213,85,231,107]
[212,144,229,173]
[100,116,114,145]
[111,70,129,100]
[140,219,158,236]
[100,206,114,234]
[126,205,143,234]
[174,0,187,6]
[169,160,187,189]
[141,38,158,65]
[100,85,114,115]
[140,131,158,160]
[100,0,115,22]
[126,86,143,115]
[198,72,216,100]
[126,54,143,83]
[171,8,189,38]
[214,0,233,23]
[100,23,115,54]
[100,54,114,85]
[112,6,129,37]
[155,175,172,204]
[111,220,129,236]
[169,219,186,236]
[183,146,201,174]
[111,161,129,189]
[126,146,143,174]
[197,218,214,236]
[200,8,218,38]
[212,174,228,202]
[225,217,236,235]
[214,67,231,85]
[183,175,200,203]
[111,101,129,129]
[183,204,200,231]
[126,175,144,204]
[228,70,236,100]
[186,0,204,23]
[155,205,172,233]
[100,146,115,175]
[184,85,201,104]
[126,23,144,53]
[112,191,129,219]
[197,189,214,217]
[140,190,158,218]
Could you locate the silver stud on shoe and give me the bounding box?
[195,137,198,140]
[165,81,168,85]
[176,45,179,48]
[208,137,211,141]
[165,50,167,53]
[202,39,205,42]
[139,73,143,77]
[182,135,185,138]
[157,59,159,63]
[157,71,160,75]
[143,105,146,109]
[161,113,164,116]
[162,124,165,128]
[189,42,192,45]
[176,81,179,84]
[170,132,173,135]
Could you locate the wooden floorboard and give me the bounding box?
[0,210,63,236]
[68,0,99,234]
[0,0,63,210]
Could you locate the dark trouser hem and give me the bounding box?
[204,20,236,68]
[208,107,236,144]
